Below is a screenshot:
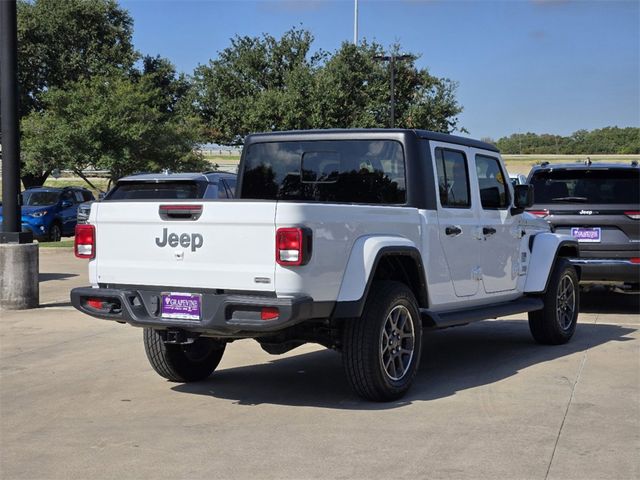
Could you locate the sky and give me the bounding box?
[120,0,640,140]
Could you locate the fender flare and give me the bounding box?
[524,233,579,293]
[332,235,426,318]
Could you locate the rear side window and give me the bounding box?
[435,148,470,208]
[106,181,204,200]
[241,140,406,204]
[476,155,509,209]
[530,169,640,204]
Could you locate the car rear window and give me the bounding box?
[530,168,640,204]
[240,140,406,204]
[106,181,205,200]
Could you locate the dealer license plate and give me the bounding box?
[160,292,202,320]
[571,227,601,243]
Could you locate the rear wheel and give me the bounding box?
[143,328,225,382]
[343,281,423,401]
[528,259,579,345]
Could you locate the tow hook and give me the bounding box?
[161,329,198,345]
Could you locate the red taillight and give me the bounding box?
[75,224,95,259]
[261,307,279,321]
[630,258,640,264]
[276,227,311,266]
[86,298,104,309]
[529,209,549,218]
[624,211,640,220]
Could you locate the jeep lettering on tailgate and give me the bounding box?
[155,228,203,251]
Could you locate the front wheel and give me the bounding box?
[143,328,225,382]
[48,223,62,242]
[528,259,579,345]
[342,281,423,401]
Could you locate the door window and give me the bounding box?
[476,155,509,209]
[435,148,471,208]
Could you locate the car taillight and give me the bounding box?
[624,211,640,220]
[630,258,640,264]
[276,227,312,266]
[75,224,95,259]
[528,209,549,218]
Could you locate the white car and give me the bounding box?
[72,129,580,401]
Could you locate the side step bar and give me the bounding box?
[420,297,544,329]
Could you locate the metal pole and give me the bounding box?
[0,0,31,243]
[389,56,395,128]
[353,0,358,45]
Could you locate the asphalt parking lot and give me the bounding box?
[1,248,638,479]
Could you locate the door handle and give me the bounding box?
[483,227,497,236]
[445,226,462,236]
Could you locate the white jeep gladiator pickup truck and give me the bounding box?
[71,129,580,401]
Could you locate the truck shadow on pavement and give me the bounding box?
[172,319,636,410]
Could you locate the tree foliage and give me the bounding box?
[192,30,464,145]
[17,0,136,118]
[495,127,640,154]
[16,1,205,186]
[21,61,206,185]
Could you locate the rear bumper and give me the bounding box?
[570,258,640,283]
[70,286,325,337]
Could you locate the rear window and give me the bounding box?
[106,181,205,200]
[530,169,640,204]
[241,140,406,204]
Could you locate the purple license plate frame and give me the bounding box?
[160,292,202,321]
[571,227,601,243]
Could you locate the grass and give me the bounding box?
[37,239,74,248]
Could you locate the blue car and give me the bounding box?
[0,186,94,241]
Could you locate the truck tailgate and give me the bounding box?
[92,201,276,291]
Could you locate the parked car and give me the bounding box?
[72,129,579,401]
[76,172,237,224]
[0,186,94,241]
[527,161,640,291]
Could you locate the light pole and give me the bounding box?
[373,54,412,128]
[1,0,39,309]
[353,0,358,45]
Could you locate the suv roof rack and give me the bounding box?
[540,161,550,167]
[632,160,638,167]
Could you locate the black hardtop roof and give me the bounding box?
[245,128,500,153]
[530,161,639,172]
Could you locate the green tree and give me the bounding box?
[192,27,320,145]
[192,31,464,145]
[21,68,206,185]
[16,0,137,186]
[496,127,640,154]
[17,0,136,117]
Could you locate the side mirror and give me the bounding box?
[511,184,533,214]
[61,200,73,208]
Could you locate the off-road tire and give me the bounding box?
[343,281,423,401]
[528,259,579,345]
[143,328,225,382]
[48,223,62,242]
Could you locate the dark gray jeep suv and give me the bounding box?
[528,161,639,291]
